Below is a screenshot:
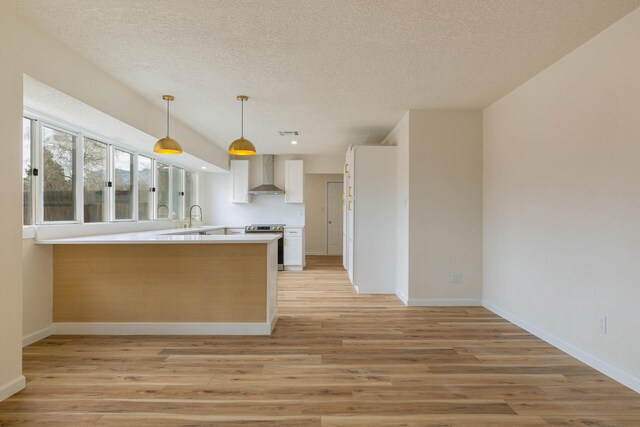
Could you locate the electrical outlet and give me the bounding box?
[597,314,607,334]
[449,272,462,284]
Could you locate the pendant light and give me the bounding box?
[154,95,183,155]
[228,95,256,156]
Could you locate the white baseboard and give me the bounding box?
[22,325,53,347]
[284,266,303,271]
[395,291,408,305]
[0,375,25,402]
[407,298,481,306]
[483,301,640,394]
[394,292,479,307]
[53,322,274,336]
[269,311,278,332]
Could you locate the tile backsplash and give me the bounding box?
[199,172,304,226]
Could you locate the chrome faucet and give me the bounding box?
[188,204,203,228]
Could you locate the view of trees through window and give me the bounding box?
[138,156,153,221]
[42,126,76,222]
[185,171,196,220]
[22,116,197,225]
[83,138,108,223]
[172,166,184,220]
[114,149,134,220]
[156,162,170,220]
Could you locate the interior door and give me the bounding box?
[327,182,344,255]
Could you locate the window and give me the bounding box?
[138,155,153,221]
[83,138,108,223]
[171,166,184,220]
[184,170,197,217]
[23,113,198,227]
[23,118,33,225]
[156,162,170,219]
[42,126,76,222]
[113,148,134,220]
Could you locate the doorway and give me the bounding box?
[327,182,343,255]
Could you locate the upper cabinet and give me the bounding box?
[284,160,304,204]
[230,160,249,203]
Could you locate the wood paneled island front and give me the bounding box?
[38,228,279,335]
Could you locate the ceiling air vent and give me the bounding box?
[278,131,301,136]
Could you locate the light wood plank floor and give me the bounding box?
[1,256,638,426]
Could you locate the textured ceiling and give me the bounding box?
[7,0,640,155]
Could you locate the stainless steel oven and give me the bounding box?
[245,224,284,271]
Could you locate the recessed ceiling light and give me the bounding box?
[201,166,207,169]
[291,140,298,145]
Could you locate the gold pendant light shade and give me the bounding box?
[228,137,256,156]
[154,95,183,155]
[228,95,256,156]
[153,136,183,155]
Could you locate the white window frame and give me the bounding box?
[137,154,155,222]
[172,165,184,221]
[23,109,199,227]
[38,121,81,225]
[22,117,37,228]
[110,146,136,223]
[154,160,172,221]
[134,154,156,222]
[184,170,199,218]
[81,135,111,224]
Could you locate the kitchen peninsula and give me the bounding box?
[38,227,279,335]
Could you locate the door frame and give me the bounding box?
[326,181,344,255]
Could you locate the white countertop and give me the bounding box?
[37,226,281,245]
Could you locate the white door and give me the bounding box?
[327,182,344,255]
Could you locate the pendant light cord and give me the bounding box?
[166,99,170,137]
[241,98,244,138]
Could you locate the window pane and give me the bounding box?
[114,149,133,220]
[156,162,170,219]
[171,166,184,220]
[23,118,33,225]
[83,138,108,223]
[138,156,153,221]
[184,171,197,218]
[42,126,76,222]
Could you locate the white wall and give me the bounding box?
[409,110,483,304]
[483,8,640,391]
[200,174,305,227]
[383,113,410,301]
[384,110,483,305]
[298,155,344,174]
[304,174,344,255]
[199,154,345,227]
[0,4,228,400]
[22,240,52,344]
[0,23,25,400]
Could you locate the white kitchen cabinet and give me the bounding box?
[284,228,304,270]
[343,145,397,294]
[284,160,304,204]
[230,160,249,203]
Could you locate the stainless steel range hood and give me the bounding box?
[248,154,285,195]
